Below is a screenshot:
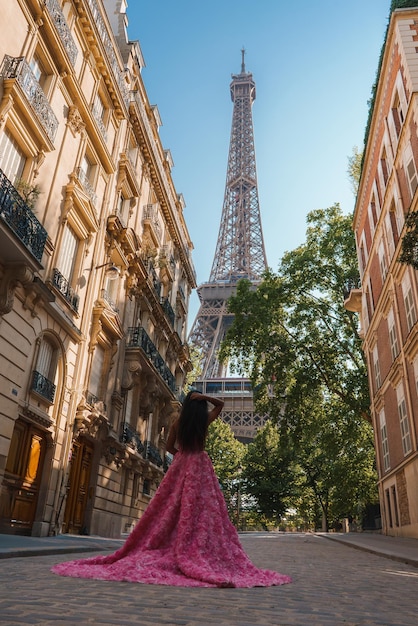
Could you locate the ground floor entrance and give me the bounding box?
[0,419,47,535]
[63,438,94,535]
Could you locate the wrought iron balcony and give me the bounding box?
[31,370,56,403]
[44,0,78,67]
[0,169,47,264]
[144,441,163,467]
[85,390,106,411]
[84,0,130,109]
[101,288,118,312]
[161,296,175,327]
[76,167,97,205]
[1,55,58,144]
[52,268,79,311]
[92,104,108,141]
[127,326,176,393]
[120,422,144,454]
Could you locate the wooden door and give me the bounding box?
[0,420,46,535]
[63,439,94,534]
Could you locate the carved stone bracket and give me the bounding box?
[0,264,34,316]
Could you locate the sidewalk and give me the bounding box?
[320,531,418,568]
[0,533,124,559]
[1,530,418,568]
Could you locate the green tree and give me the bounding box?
[243,421,296,524]
[205,419,245,520]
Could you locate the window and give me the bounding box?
[372,345,381,389]
[388,309,399,361]
[368,198,378,239]
[404,145,418,199]
[358,232,368,276]
[378,240,387,281]
[402,273,417,332]
[406,158,418,197]
[29,49,53,96]
[117,193,130,225]
[53,224,80,310]
[385,210,395,257]
[379,409,390,472]
[29,55,46,87]
[88,344,106,405]
[385,488,393,528]
[396,383,412,456]
[413,356,418,396]
[103,273,119,311]
[78,153,97,204]
[378,147,389,191]
[92,91,108,140]
[0,130,26,183]
[32,336,57,403]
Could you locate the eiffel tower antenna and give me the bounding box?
[188,53,268,440]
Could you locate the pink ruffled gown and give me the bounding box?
[51,450,292,587]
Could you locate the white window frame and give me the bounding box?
[388,308,399,361]
[56,224,78,283]
[396,383,412,456]
[379,408,390,472]
[402,272,417,332]
[373,345,381,389]
[403,144,418,199]
[378,239,388,281]
[0,129,26,183]
[385,210,395,258]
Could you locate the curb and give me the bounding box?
[319,533,418,569]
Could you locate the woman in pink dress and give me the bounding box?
[51,391,291,588]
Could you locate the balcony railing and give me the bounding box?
[1,55,58,143]
[127,326,176,393]
[85,0,130,109]
[144,441,163,467]
[31,370,56,403]
[101,288,118,312]
[0,169,47,263]
[76,167,97,205]
[120,422,144,454]
[52,268,79,311]
[92,104,108,141]
[45,0,78,67]
[85,390,106,411]
[161,296,175,327]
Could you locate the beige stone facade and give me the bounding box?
[349,7,418,538]
[0,0,196,537]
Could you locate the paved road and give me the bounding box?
[0,532,416,626]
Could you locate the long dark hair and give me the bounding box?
[177,391,209,452]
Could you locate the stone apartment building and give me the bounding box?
[347,4,418,538]
[0,0,196,537]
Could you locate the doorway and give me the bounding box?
[63,438,94,534]
[0,420,47,535]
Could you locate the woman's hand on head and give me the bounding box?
[190,392,202,401]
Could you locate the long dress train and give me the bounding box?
[51,450,292,588]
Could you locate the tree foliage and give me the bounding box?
[205,419,246,519]
[242,421,296,522]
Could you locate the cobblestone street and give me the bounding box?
[0,533,417,625]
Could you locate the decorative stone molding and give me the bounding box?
[67,105,85,135]
[0,264,34,316]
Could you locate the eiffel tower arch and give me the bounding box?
[189,51,268,442]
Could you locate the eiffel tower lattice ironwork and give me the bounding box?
[189,51,268,441]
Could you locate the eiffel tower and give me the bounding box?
[189,50,268,442]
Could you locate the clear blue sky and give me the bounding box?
[125,1,391,325]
